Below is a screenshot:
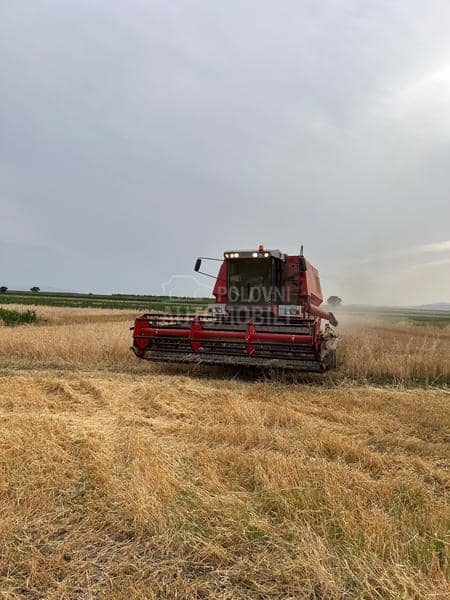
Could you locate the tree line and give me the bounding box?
[0,287,41,294]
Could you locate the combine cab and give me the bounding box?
[132,247,339,371]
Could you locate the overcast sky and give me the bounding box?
[1,1,450,305]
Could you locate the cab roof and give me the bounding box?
[224,249,284,259]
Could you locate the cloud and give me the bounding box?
[348,240,450,267]
[0,199,39,245]
[415,257,450,268]
[383,64,450,128]
[0,1,450,303]
[418,240,450,253]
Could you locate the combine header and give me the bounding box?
[132,246,338,371]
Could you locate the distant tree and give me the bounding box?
[327,295,342,307]
[30,286,40,293]
[0,286,8,294]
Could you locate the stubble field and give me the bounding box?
[0,305,448,598]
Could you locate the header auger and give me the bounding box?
[132,246,339,371]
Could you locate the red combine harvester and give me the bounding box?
[132,246,339,371]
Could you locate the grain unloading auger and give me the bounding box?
[132,246,339,371]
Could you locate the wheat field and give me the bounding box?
[0,308,448,385]
[0,306,448,598]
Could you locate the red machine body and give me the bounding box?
[132,248,338,371]
[212,255,332,320]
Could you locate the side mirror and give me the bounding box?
[299,256,307,272]
[194,258,202,272]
